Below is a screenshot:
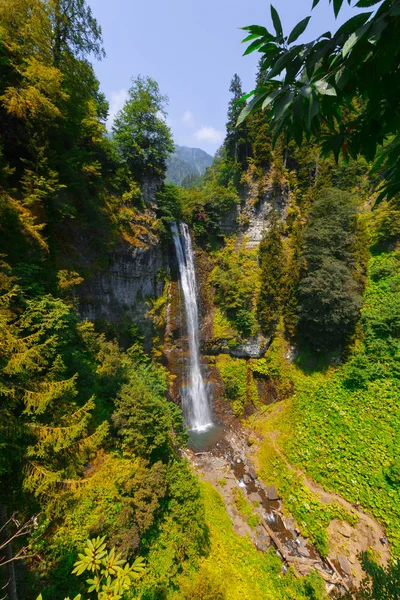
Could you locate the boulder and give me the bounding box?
[266,485,280,501]
[338,555,353,577]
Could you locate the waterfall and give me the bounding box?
[171,222,213,432]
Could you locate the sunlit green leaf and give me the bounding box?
[314,80,337,96]
[262,89,281,110]
[241,33,261,43]
[241,25,270,36]
[243,39,265,55]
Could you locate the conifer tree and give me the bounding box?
[224,74,249,168]
[0,264,108,498]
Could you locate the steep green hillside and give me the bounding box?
[166,145,213,186]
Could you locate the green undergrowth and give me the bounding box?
[210,237,260,338]
[233,488,262,529]
[255,432,358,557]
[251,249,400,557]
[169,481,326,600]
[216,355,258,416]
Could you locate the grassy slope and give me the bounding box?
[170,481,325,600]
[251,249,400,556]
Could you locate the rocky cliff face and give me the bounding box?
[77,177,169,349]
[79,241,168,349]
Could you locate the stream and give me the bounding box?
[172,221,352,596]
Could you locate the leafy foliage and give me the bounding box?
[256,250,400,556]
[37,536,145,600]
[257,213,285,332]
[239,0,400,201]
[171,481,327,600]
[112,76,174,184]
[298,188,364,350]
[210,237,259,336]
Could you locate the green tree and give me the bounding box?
[257,213,285,332]
[49,0,105,66]
[112,76,174,185]
[298,188,363,350]
[112,360,186,461]
[224,74,249,168]
[0,273,108,497]
[238,0,400,200]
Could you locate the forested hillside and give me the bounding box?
[166,146,213,187]
[1,1,399,599]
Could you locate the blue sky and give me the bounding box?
[88,0,358,156]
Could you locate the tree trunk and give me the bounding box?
[0,505,18,600]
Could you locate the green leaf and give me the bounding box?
[293,95,304,122]
[342,22,370,56]
[314,80,337,96]
[355,0,382,6]
[235,90,256,105]
[312,0,322,8]
[306,93,319,130]
[262,89,281,110]
[334,12,372,37]
[287,17,311,44]
[273,90,294,120]
[270,5,283,38]
[267,51,292,79]
[333,0,345,18]
[237,91,268,126]
[367,16,388,45]
[335,66,349,89]
[342,31,358,57]
[243,39,265,55]
[241,25,270,36]
[299,85,313,98]
[317,31,332,40]
[241,33,261,43]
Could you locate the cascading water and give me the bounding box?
[171,222,213,432]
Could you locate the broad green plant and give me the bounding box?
[37,536,145,600]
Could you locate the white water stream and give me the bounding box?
[171,222,213,432]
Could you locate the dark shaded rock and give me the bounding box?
[266,485,280,501]
[248,467,257,480]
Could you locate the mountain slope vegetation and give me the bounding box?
[1,1,399,599]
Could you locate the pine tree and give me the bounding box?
[0,263,108,498]
[224,74,249,168]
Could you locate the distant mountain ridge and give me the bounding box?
[166,145,213,186]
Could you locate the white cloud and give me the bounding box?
[106,89,128,131]
[182,110,194,126]
[195,126,224,144]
